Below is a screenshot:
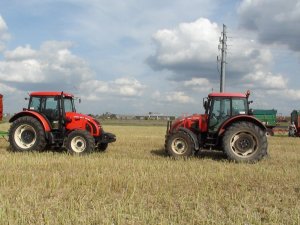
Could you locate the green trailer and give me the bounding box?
[252,109,277,136]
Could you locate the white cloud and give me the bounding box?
[266,89,300,101]
[80,77,146,100]
[238,0,300,51]
[183,78,212,92]
[242,71,287,90]
[151,90,194,104]
[112,78,145,97]
[150,18,219,67]
[149,17,275,85]
[0,82,18,94]
[0,15,10,52]
[0,40,145,103]
[4,45,37,60]
[165,91,194,104]
[0,41,94,87]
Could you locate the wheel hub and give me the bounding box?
[71,136,87,153]
[14,124,37,149]
[230,132,258,157]
[171,138,187,154]
[21,130,35,144]
[237,138,253,152]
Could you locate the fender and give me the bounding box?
[9,111,51,132]
[178,127,200,150]
[218,115,266,136]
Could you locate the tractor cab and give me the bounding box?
[204,92,250,132]
[28,92,75,129]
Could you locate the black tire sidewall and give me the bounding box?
[223,122,268,162]
[167,132,194,157]
[9,116,46,152]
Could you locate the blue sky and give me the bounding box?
[0,0,300,116]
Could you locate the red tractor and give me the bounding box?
[165,91,268,162]
[8,92,116,154]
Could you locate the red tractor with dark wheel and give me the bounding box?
[165,91,268,162]
[8,92,116,154]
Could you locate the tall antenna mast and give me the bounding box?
[218,24,227,92]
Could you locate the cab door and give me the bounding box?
[208,97,231,132]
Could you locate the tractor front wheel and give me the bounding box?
[223,122,268,163]
[166,131,194,157]
[66,130,95,155]
[9,116,46,152]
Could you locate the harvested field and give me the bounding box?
[0,122,299,224]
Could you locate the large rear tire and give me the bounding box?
[222,122,268,163]
[9,116,47,152]
[166,131,194,157]
[66,130,95,155]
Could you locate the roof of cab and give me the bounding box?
[208,92,247,98]
[30,92,74,97]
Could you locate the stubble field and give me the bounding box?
[0,122,299,224]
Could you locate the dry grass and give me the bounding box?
[0,122,299,224]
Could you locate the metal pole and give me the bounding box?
[220,24,226,92]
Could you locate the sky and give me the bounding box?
[0,0,300,116]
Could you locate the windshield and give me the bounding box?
[64,97,75,112]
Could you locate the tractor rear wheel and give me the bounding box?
[66,130,95,155]
[166,131,194,157]
[222,122,268,163]
[9,116,46,152]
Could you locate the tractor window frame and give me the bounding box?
[231,97,248,115]
[29,96,42,111]
[208,97,248,132]
[64,97,75,113]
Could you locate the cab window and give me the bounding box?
[64,98,75,112]
[29,97,41,111]
[209,98,231,131]
[232,98,248,115]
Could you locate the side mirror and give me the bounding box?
[249,108,253,115]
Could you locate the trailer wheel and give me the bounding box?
[66,130,95,155]
[223,122,268,163]
[9,116,46,152]
[166,131,194,157]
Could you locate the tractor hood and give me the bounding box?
[65,112,102,136]
[169,114,205,133]
[66,112,98,123]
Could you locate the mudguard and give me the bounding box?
[178,127,200,150]
[218,115,266,136]
[9,111,51,132]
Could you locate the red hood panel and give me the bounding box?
[170,114,205,132]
